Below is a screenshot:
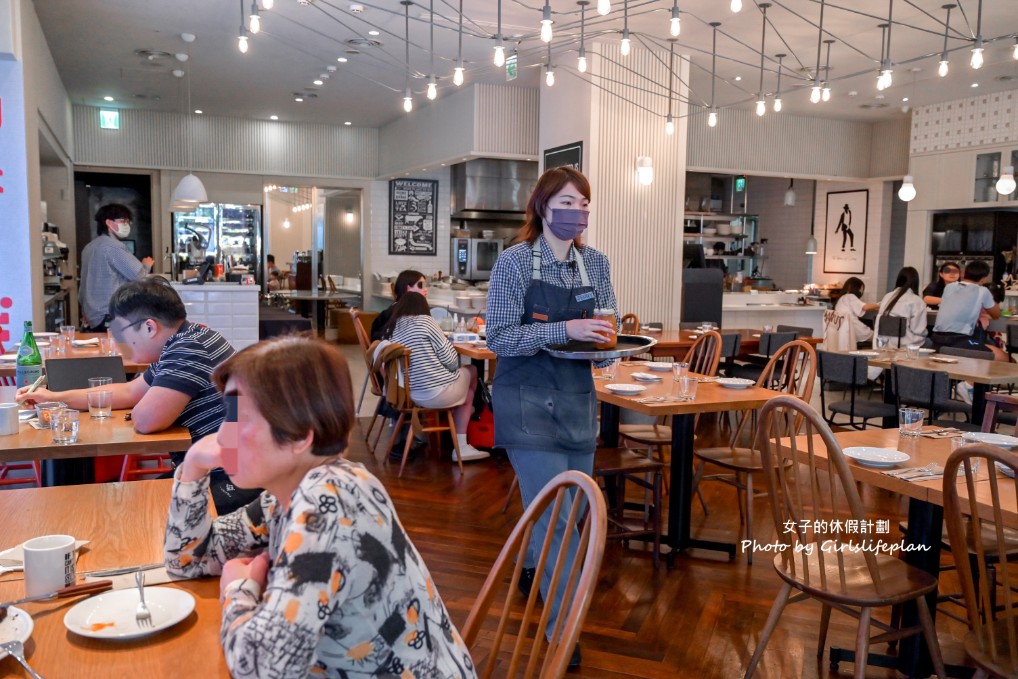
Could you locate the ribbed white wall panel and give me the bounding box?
[588,44,687,328]
[377,87,476,178]
[73,106,378,179]
[869,119,910,178]
[686,107,875,179]
[474,83,539,157]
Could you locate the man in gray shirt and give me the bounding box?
[931,260,1006,360]
[79,204,154,331]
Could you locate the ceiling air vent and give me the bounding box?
[133,49,173,61]
[345,38,382,48]
[859,103,889,109]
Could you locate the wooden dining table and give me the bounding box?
[0,479,226,678]
[596,362,785,567]
[645,328,823,360]
[0,404,191,486]
[784,426,1012,677]
[0,333,148,380]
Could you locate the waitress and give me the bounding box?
[485,166,618,666]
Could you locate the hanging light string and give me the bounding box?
[970,0,984,68]
[811,0,826,103]
[822,39,833,101]
[665,40,675,134]
[453,0,464,85]
[237,0,249,53]
[773,53,784,112]
[494,0,505,67]
[876,23,889,89]
[670,0,680,37]
[708,21,719,127]
[882,0,895,87]
[577,1,588,73]
[426,0,437,99]
[620,0,630,56]
[756,3,769,116]
[545,42,555,86]
[938,4,954,77]
[402,0,412,112]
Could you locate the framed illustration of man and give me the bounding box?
[823,189,868,274]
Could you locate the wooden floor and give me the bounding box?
[349,416,976,679]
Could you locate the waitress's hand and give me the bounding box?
[566,318,615,343]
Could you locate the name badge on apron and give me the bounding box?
[575,291,595,303]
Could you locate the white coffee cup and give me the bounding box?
[0,403,18,436]
[23,534,77,597]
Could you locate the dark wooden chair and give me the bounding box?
[593,447,664,569]
[817,350,897,429]
[461,470,606,679]
[744,395,947,678]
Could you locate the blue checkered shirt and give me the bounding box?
[486,237,619,358]
[79,234,149,327]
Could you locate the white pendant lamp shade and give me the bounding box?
[170,200,197,213]
[172,173,209,203]
[898,175,917,202]
[805,234,817,255]
[783,179,796,206]
[997,166,1017,196]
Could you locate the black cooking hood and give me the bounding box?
[450,158,538,221]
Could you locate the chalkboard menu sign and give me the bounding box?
[389,178,438,256]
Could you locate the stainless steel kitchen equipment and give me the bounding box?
[450,237,503,281]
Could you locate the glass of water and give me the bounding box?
[51,408,79,444]
[876,337,889,354]
[678,375,699,401]
[87,390,112,420]
[906,343,921,360]
[60,325,75,343]
[898,407,924,438]
[672,361,689,382]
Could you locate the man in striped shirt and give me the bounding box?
[78,204,154,332]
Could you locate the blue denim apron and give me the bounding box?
[492,239,598,454]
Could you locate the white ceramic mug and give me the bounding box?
[23,534,76,597]
[0,403,18,436]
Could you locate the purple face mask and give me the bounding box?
[546,208,589,241]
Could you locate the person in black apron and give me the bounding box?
[485,166,619,666]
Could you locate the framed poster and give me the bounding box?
[823,189,868,274]
[543,142,583,172]
[389,178,438,255]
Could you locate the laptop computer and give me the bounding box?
[45,356,128,391]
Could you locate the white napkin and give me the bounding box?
[84,567,190,590]
[0,539,89,563]
[72,338,100,347]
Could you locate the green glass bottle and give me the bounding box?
[15,321,43,389]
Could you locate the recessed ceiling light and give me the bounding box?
[337,57,348,63]
[194,109,203,114]
[902,97,909,102]
[295,97,304,102]
[270,115,279,120]
[971,82,980,88]
[103,96,114,102]
[313,79,324,86]
[344,121,351,125]
[848,90,858,97]
[734,76,742,81]
[368,30,380,36]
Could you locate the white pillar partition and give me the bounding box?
[539,42,689,329]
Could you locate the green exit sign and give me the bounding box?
[99,109,120,130]
[735,175,747,192]
[506,53,518,81]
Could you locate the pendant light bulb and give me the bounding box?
[665,114,675,135]
[784,179,796,206]
[540,3,553,43]
[453,66,464,86]
[620,29,630,56]
[707,109,718,128]
[670,6,680,36]
[773,96,782,112]
[577,47,587,73]
[810,86,821,103]
[730,0,742,12]
[493,42,506,68]
[755,99,766,116]
[261,0,273,8]
[898,176,917,202]
[237,33,249,54]
[402,88,413,113]
[545,65,555,87]
[996,166,1017,196]
[938,57,949,77]
[821,85,831,102]
[426,79,437,100]
[249,2,261,34]
[597,0,610,15]
[970,41,984,69]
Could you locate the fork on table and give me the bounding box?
[0,640,45,679]
[134,570,152,628]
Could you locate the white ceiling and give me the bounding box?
[33,0,1018,129]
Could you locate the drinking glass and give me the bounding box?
[678,375,698,401]
[105,329,121,356]
[51,408,79,444]
[49,335,67,356]
[88,377,112,389]
[87,390,112,420]
[672,361,689,382]
[601,361,618,381]
[876,337,889,354]
[762,324,774,333]
[59,325,75,343]
[906,343,921,360]
[593,308,618,350]
[951,434,982,476]
[898,407,923,438]
[98,337,115,355]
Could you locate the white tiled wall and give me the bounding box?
[912,90,1018,154]
[745,177,817,291]
[171,284,260,351]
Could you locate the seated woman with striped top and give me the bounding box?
[382,292,489,461]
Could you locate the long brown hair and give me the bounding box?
[212,336,355,457]
[517,166,592,245]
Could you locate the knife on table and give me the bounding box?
[0,580,113,609]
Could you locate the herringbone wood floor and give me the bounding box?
[348,416,975,679]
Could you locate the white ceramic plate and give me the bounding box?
[605,384,647,395]
[963,432,1018,448]
[0,607,33,659]
[843,447,910,468]
[13,342,49,348]
[641,326,662,333]
[64,587,195,640]
[849,350,879,357]
[717,377,755,389]
[32,332,58,339]
[630,372,663,382]
[646,363,673,372]
[0,354,16,362]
